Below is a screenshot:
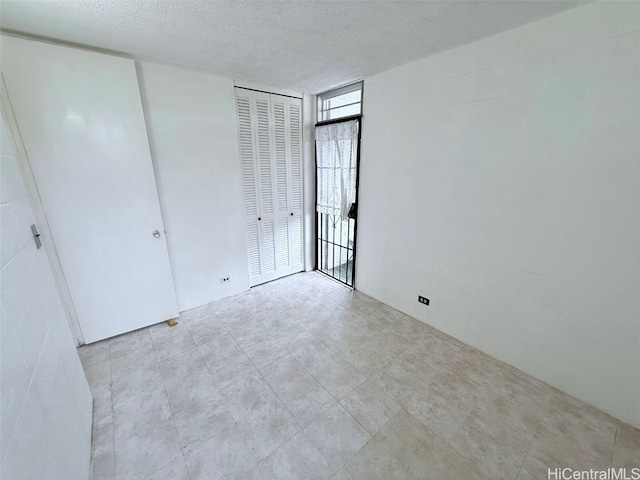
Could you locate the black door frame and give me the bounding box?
[314,114,363,288]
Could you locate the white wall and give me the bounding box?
[357,1,640,428]
[0,115,93,477]
[137,62,250,311]
[302,93,316,271]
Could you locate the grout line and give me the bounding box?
[104,339,116,480]
[611,423,619,467]
[232,336,300,467]
[146,327,188,479]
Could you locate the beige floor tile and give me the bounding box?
[365,330,413,357]
[178,303,214,324]
[114,414,181,479]
[384,352,442,386]
[184,417,256,480]
[149,322,197,361]
[614,421,640,467]
[109,327,153,359]
[173,403,233,452]
[221,370,300,458]
[526,400,617,471]
[257,431,334,480]
[368,366,428,409]
[259,312,301,333]
[83,359,112,393]
[147,456,190,480]
[278,375,337,427]
[91,415,114,459]
[220,369,272,417]
[186,316,228,346]
[304,403,371,471]
[163,372,223,414]
[110,348,157,378]
[314,362,366,400]
[336,454,413,480]
[78,339,111,368]
[157,346,208,386]
[111,362,166,413]
[339,380,401,435]
[83,272,631,480]
[401,332,462,370]
[338,341,397,377]
[243,334,290,368]
[91,448,116,480]
[113,388,174,442]
[372,410,489,480]
[449,419,528,480]
[259,353,313,394]
[210,350,258,387]
[404,365,491,443]
[463,373,551,453]
[228,320,273,349]
[208,296,245,318]
[384,315,431,344]
[236,396,301,460]
[197,332,242,364]
[516,453,552,480]
[217,308,256,328]
[291,340,337,374]
[91,382,113,419]
[281,328,318,353]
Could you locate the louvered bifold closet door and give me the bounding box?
[286,97,304,271]
[255,94,278,280]
[236,89,276,285]
[236,88,303,286]
[272,99,291,274]
[236,92,261,279]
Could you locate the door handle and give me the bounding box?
[152,230,161,238]
[31,224,42,249]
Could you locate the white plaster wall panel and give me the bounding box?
[302,93,315,271]
[0,1,588,93]
[357,2,640,427]
[0,196,33,267]
[137,62,250,311]
[0,116,92,478]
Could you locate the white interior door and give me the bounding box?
[1,36,179,343]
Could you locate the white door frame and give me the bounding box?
[1,75,85,345]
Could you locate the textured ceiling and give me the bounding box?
[0,1,584,93]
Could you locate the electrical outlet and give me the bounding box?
[220,276,231,284]
[418,295,430,306]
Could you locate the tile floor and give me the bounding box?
[79,272,640,480]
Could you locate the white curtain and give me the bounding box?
[315,119,358,218]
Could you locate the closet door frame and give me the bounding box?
[236,88,304,287]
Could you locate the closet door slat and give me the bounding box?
[256,98,274,216]
[237,94,258,217]
[289,101,303,213]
